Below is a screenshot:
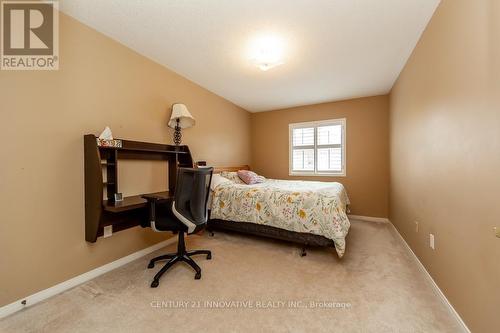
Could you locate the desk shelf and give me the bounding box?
[103,191,171,213]
[99,146,190,154]
[84,135,193,242]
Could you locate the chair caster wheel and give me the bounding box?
[147,262,154,269]
[151,280,159,288]
[195,272,201,280]
[206,253,212,260]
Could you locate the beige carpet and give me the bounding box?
[0,220,464,333]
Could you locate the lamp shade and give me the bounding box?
[168,104,195,129]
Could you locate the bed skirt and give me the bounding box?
[207,219,336,248]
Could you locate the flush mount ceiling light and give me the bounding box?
[248,34,285,71]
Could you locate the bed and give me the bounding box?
[207,166,351,257]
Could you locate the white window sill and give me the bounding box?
[289,172,346,177]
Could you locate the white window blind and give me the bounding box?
[289,119,346,176]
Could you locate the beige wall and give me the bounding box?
[0,13,250,307]
[390,0,500,332]
[251,95,390,217]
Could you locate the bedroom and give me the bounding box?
[0,0,498,332]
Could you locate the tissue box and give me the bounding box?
[96,138,122,148]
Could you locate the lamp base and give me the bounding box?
[173,126,182,145]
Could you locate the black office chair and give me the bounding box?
[142,167,213,288]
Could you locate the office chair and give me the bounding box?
[142,167,213,288]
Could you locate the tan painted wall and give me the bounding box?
[251,95,390,217]
[390,1,500,331]
[0,13,251,307]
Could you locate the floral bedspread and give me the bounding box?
[210,177,351,257]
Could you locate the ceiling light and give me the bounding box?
[248,34,285,71]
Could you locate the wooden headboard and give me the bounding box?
[212,165,250,174]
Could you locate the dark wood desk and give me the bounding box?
[103,191,171,213]
[84,135,193,242]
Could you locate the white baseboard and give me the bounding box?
[348,214,389,223]
[0,238,176,319]
[389,222,471,333]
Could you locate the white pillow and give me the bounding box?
[210,174,231,191]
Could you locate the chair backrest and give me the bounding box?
[173,167,213,230]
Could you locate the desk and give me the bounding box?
[84,135,193,242]
[103,191,171,213]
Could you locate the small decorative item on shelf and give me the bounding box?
[196,161,211,169]
[96,126,122,147]
[168,104,195,145]
[96,139,122,148]
[114,193,123,202]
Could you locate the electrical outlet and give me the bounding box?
[103,225,113,238]
[429,234,435,250]
[415,221,419,233]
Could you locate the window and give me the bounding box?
[289,118,346,176]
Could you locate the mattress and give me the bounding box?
[209,177,350,257]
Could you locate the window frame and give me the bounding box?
[288,118,346,177]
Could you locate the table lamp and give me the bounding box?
[168,103,195,145]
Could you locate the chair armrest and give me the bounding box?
[142,193,167,202]
[141,194,174,231]
[141,194,169,228]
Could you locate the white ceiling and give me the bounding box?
[60,0,440,112]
